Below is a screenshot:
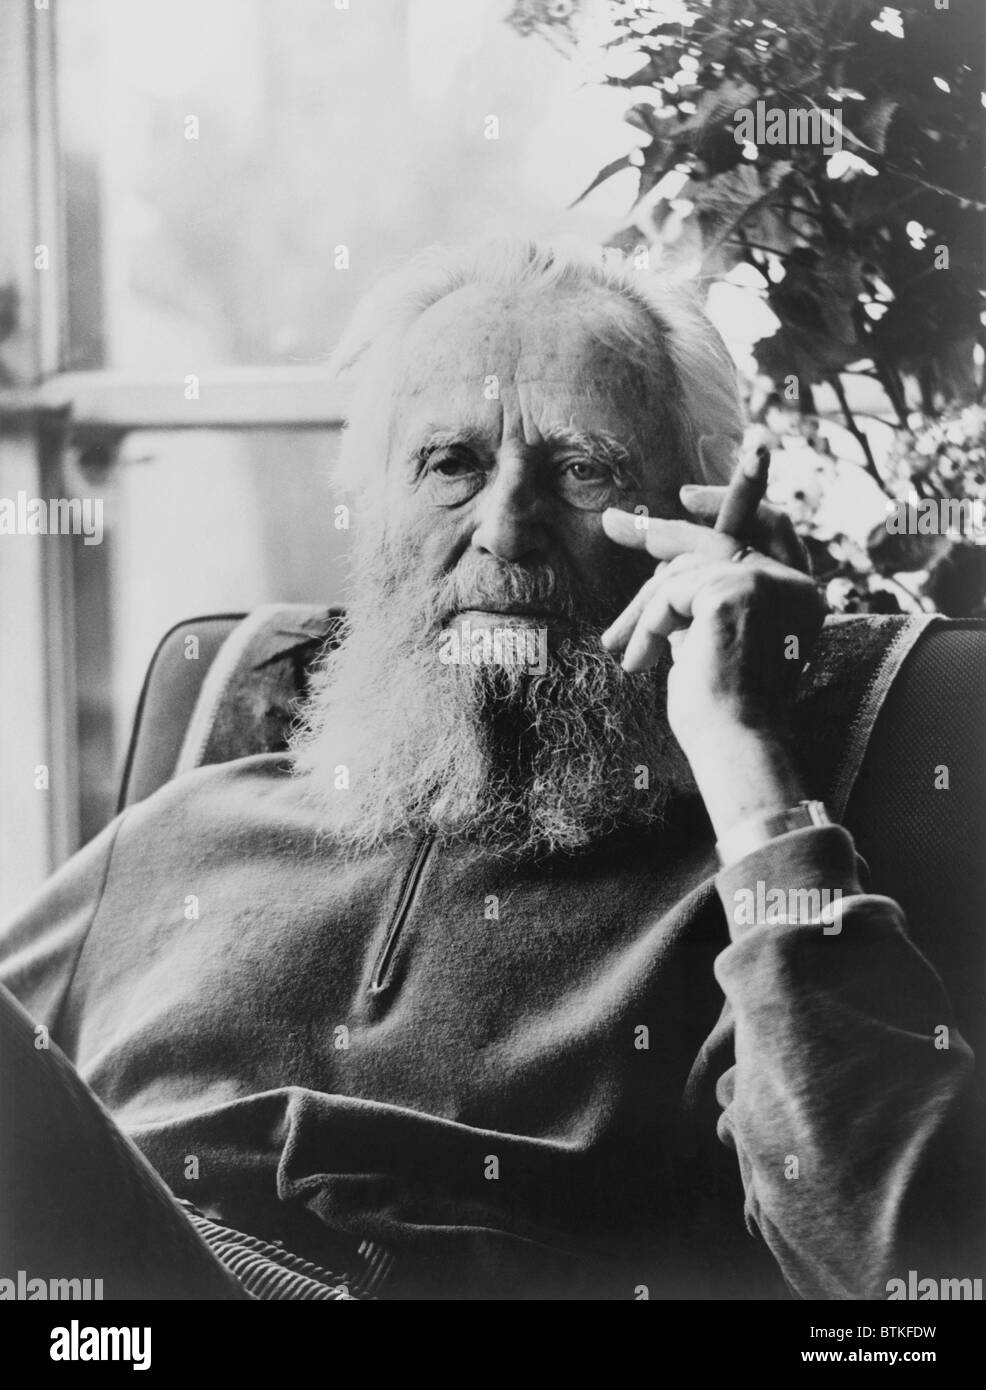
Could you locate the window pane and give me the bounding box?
[56,0,634,372]
[71,427,348,841]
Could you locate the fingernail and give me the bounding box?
[679,484,701,493]
[603,511,638,532]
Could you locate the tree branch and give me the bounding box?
[827,373,890,494]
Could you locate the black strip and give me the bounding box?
[370,834,435,994]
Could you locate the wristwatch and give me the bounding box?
[715,799,832,869]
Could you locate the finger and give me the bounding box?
[601,553,709,653]
[601,568,666,651]
[602,508,739,563]
[679,487,808,571]
[620,557,785,672]
[621,571,697,672]
[763,509,809,571]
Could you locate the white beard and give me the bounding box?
[290,528,693,862]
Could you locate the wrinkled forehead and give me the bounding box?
[390,281,676,437]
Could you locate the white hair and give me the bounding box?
[328,236,743,497]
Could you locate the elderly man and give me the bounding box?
[0,239,980,1302]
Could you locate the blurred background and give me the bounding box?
[0,0,982,915]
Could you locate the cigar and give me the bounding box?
[714,445,770,540]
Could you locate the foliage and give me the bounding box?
[512,0,986,613]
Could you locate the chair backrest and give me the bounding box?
[117,604,343,811]
[842,620,985,1060]
[118,613,245,811]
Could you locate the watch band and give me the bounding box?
[715,799,831,869]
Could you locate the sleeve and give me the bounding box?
[0,814,125,1049]
[713,823,986,1301]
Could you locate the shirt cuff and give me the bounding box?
[715,824,864,938]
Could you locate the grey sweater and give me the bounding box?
[0,753,980,1300]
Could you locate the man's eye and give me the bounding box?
[431,455,478,478]
[419,450,485,506]
[554,457,627,512]
[564,460,608,483]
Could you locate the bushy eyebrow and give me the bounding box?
[406,427,492,472]
[540,426,640,482]
[409,426,489,455]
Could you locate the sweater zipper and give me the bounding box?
[369,834,435,994]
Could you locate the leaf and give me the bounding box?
[860,95,899,155]
[569,154,636,209]
[866,523,949,575]
[691,159,795,266]
[624,103,661,136]
[673,78,759,143]
[754,317,859,384]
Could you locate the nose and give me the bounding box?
[469,453,545,563]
